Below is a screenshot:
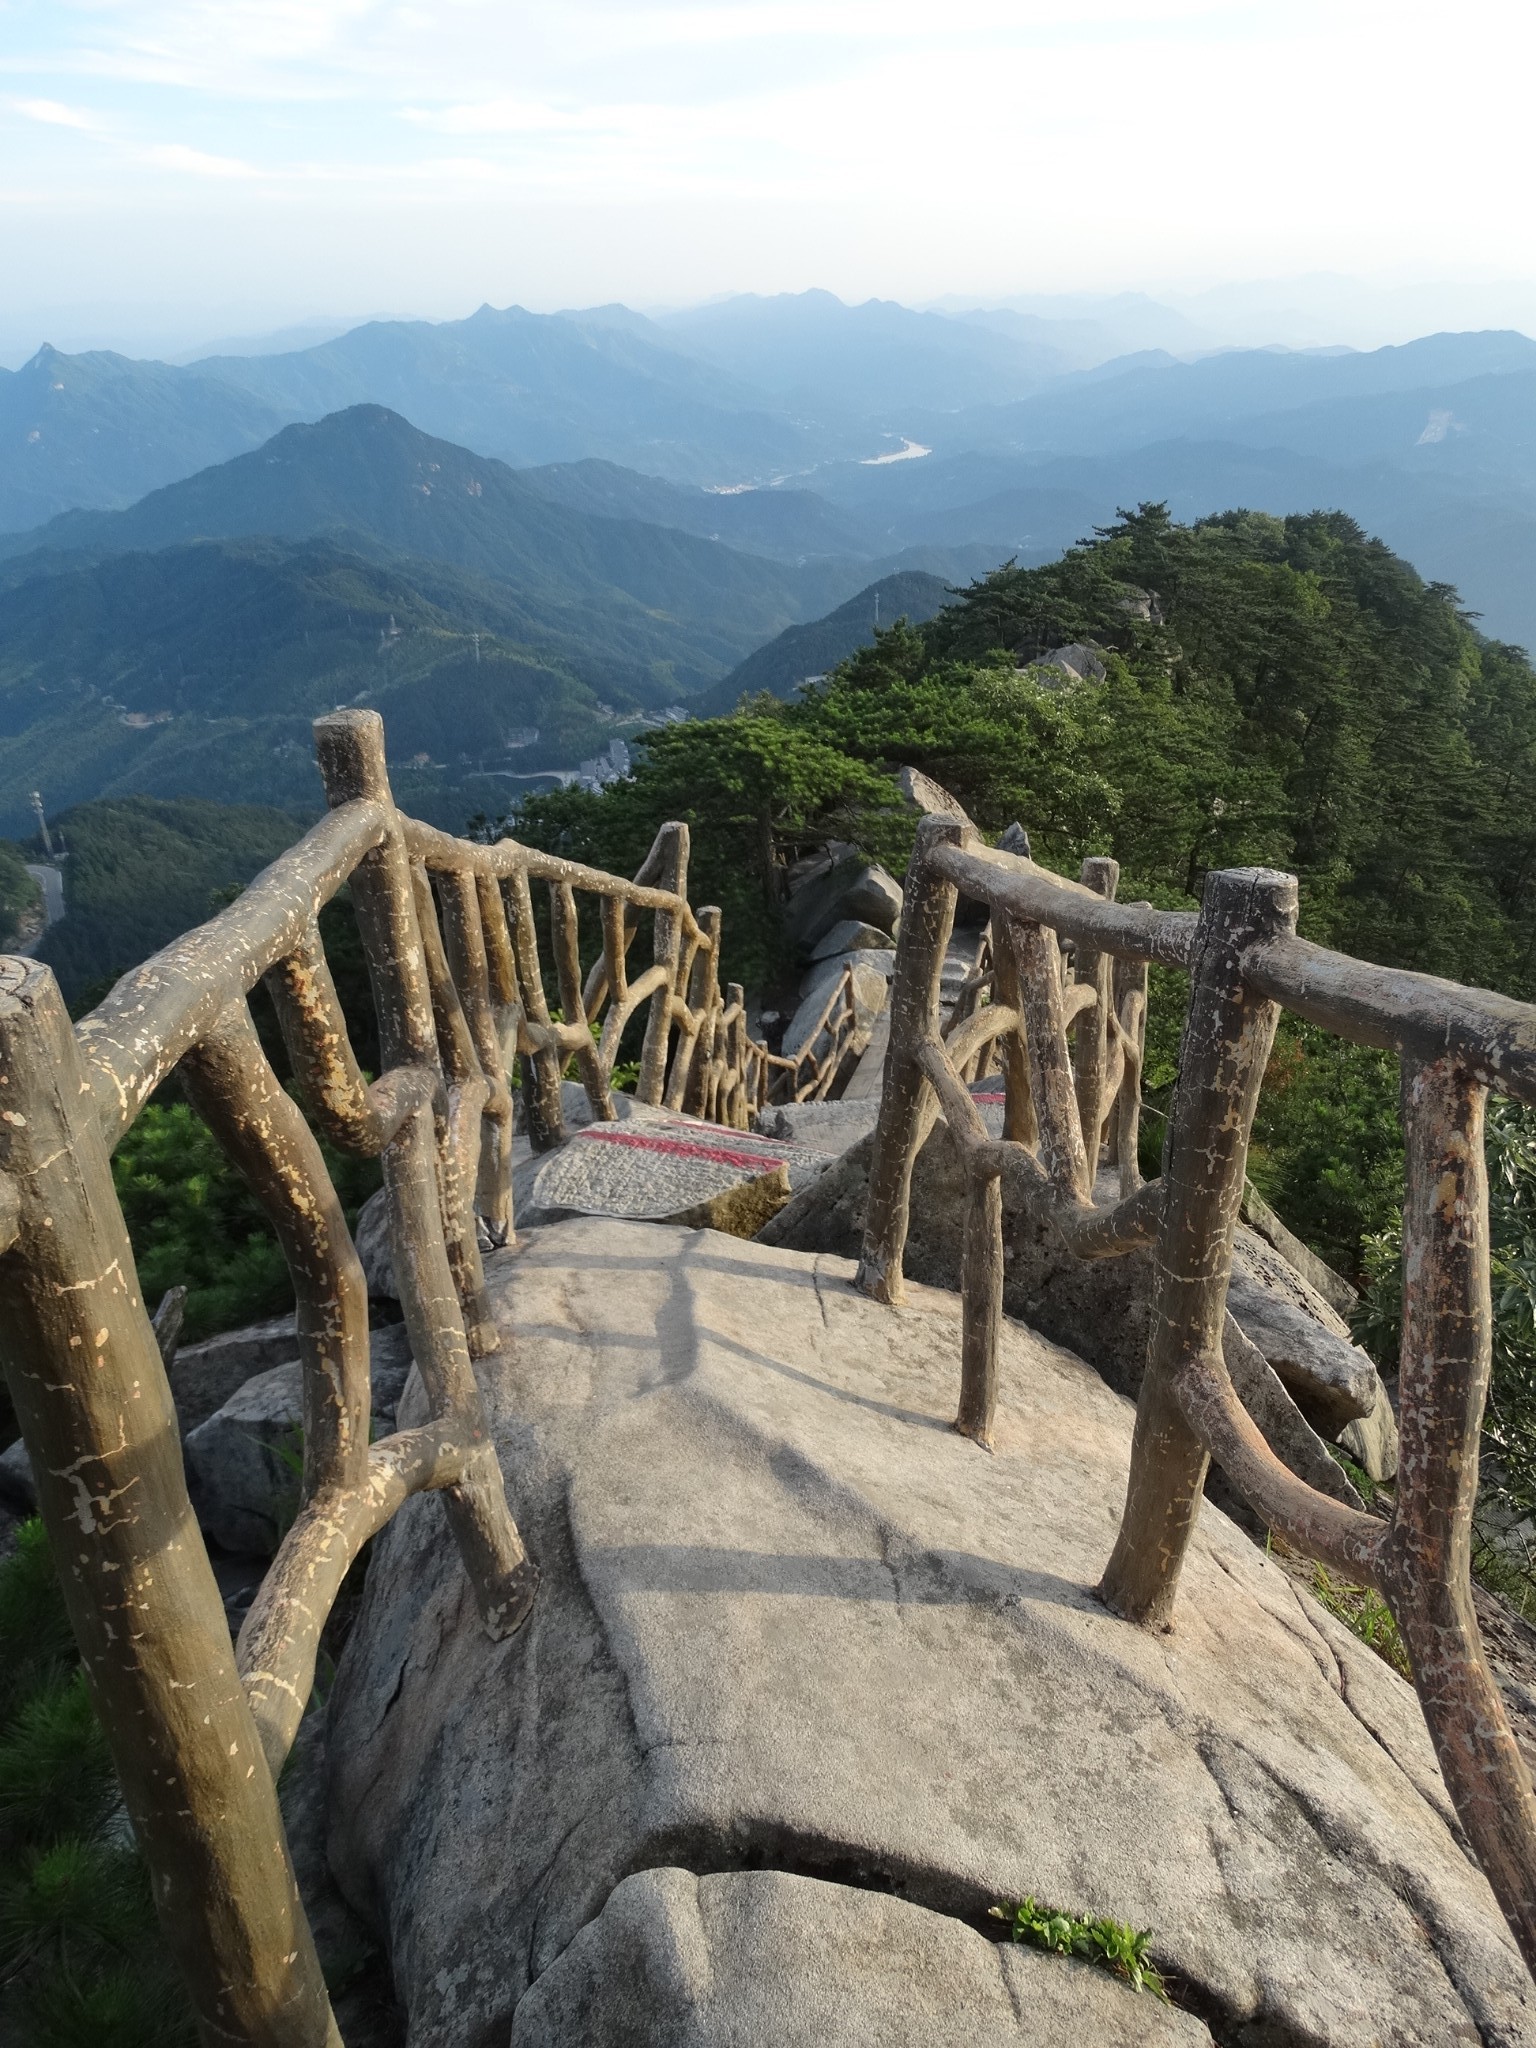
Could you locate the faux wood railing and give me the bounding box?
[861,813,1536,1978]
[0,709,801,2047]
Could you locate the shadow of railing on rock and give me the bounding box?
[860,811,1536,1981]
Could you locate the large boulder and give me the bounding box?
[781,958,889,1064]
[759,1121,1396,1477]
[784,855,903,951]
[325,1220,1532,2047]
[511,1868,1209,2047]
[810,918,894,960]
[168,1311,301,1435]
[184,1324,414,1554]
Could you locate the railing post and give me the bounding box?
[1098,867,1296,1627]
[637,822,688,1106]
[1383,1056,1536,1969]
[1072,856,1118,1178]
[857,814,962,1304]
[0,959,339,2048]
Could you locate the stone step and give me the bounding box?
[528,1109,841,1224]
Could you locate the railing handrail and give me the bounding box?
[0,707,855,2045]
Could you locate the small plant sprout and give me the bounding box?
[988,1895,1167,1999]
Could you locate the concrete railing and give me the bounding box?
[860,813,1536,1979]
[0,709,809,2045]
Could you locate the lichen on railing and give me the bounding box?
[860,810,1536,1980]
[0,707,808,2047]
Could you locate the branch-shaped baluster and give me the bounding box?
[665,904,716,1113]
[858,815,963,1304]
[1099,867,1297,1627]
[1108,950,1149,1198]
[502,864,566,1152]
[637,822,688,1105]
[590,892,630,1042]
[679,906,723,1116]
[550,880,614,1122]
[1072,856,1119,1176]
[412,865,496,1354]
[1008,911,1092,1201]
[914,1034,1004,1446]
[989,914,1037,1149]
[1377,1056,1536,1972]
[180,998,371,1502]
[438,865,517,1243]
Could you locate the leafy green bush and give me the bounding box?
[0,1522,196,2047]
[110,1097,381,1344]
[988,1895,1166,1998]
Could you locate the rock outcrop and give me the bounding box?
[324,1219,1528,2046]
[184,1324,414,1554]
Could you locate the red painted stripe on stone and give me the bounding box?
[970,1092,1004,1103]
[579,1126,782,1173]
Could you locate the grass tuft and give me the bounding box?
[1309,1564,1412,1679]
[988,1895,1167,1998]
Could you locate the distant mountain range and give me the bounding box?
[0,406,995,834]
[4,295,1535,648]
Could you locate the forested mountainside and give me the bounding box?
[33,796,305,1005]
[513,502,1536,1274]
[0,408,992,834]
[698,571,955,712]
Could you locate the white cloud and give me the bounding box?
[8,97,99,130]
[140,142,258,178]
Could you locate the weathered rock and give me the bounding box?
[754,1098,880,1149]
[665,1162,791,1239]
[782,959,889,1064]
[1242,1180,1358,1319]
[168,1312,301,1436]
[1039,642,1107,685]
[784,855,903,951]
[528,1113,838,1224]
[510,1867,1211,2048]
[1225,1231,1379,1436]
[840,1007,891,1101]
[810,918,894,960]
[896,766,976,831]
[184,1324,414,1555]
[0,1436,36,1512]
[1339,1373,1401,1484]
[327,1219,1535,2048]
[760,1122,1388,1444]
[798,947,896,1004]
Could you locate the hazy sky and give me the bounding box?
[2,0,1533,357]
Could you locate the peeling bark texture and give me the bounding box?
[638,822,689,1106]
[1098,867,1298,1627]
[1382,1057,1536,1974]
[1071,857,1119,1177]
[180,999,371,1501]
[857,814,963,1305]
[0,961,339,2048]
